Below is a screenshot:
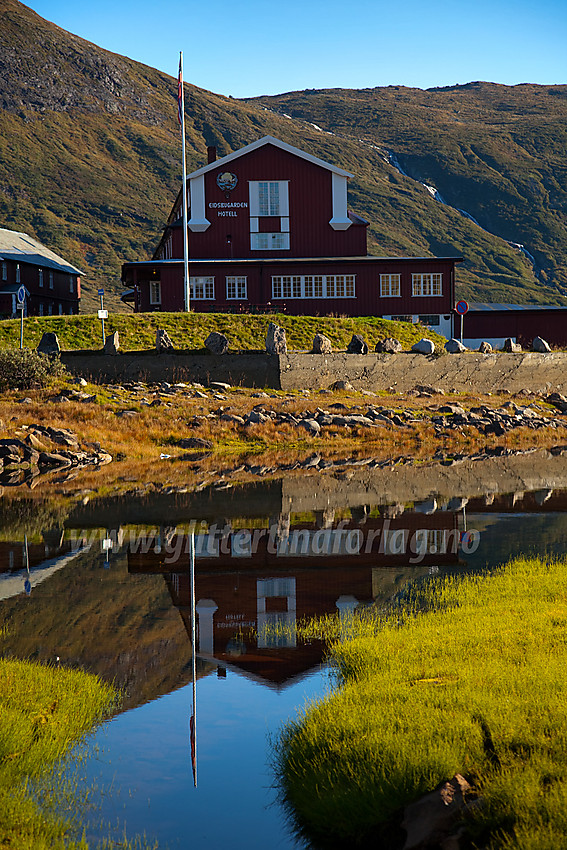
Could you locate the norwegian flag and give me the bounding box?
[177,56,183,125]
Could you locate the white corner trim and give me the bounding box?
[329,172,352,231]
[188,175,211,232]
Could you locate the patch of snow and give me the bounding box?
[308,122,323,131]
[283,113,292,119]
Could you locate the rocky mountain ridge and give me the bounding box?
[0,0,566,309]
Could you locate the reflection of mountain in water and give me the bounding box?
[1,465,567,707]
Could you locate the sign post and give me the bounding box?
[97,289,107,346]
[17,285,26,349]
[455,300,469,344]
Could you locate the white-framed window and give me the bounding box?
[412,273,442,297]
[15,264,20,283]
[380,274,400,297]
[1,262,6,281]
[69,275,74,293]
[250,181,289,217]
[38,268,43,287]
[391,314,414,322]
[49,271,54,289]
[272,274,356,299]
[190,276,214,300]
[226,276,247,300]
[251,232,290,250]
[149,281,161,305]
[419,314,440,326]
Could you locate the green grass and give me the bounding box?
[0,657,117,849]
[275,556,567,849]
[0,311,447,352]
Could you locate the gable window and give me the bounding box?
[49,271,54,289]
[149,281,161,305]
[412,273,442,297]
[251,232,290,250]
[380,274,400,297]
[190,276,214,300]
[249,181,289,217]
[16,264,20,283]
[38,268,44,287]
[1,262,6,281]
[226,276,247,300]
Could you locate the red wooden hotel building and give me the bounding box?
[122,135,461,338]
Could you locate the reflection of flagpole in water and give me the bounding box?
[23,534,31,596]
[190,531,197,788]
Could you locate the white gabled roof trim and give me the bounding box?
[187,135,354,180]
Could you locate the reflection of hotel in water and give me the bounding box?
[128,509,464,688]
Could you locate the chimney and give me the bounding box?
[207,146,217,164]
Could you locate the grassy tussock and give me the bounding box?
[275,557,567,849]
[0,658,117,849]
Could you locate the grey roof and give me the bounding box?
[0,228,84,275]
[470,302,567,312]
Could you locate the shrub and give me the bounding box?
[0,348,66,391]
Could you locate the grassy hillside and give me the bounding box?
[1,1,566,309]
[0,311,447,351]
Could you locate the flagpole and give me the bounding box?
[179,52,190,313]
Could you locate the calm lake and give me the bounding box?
[2,458,567,848]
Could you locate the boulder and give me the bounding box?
[156,328,174,352]
[478,341,493,354]
[266,322,287,355]
[532,336,551,353]
[445,338,467,353]
[375,337,402,354]
[205,331,229,355]
[312,333,333,354]
[502,337,521,353]
[347,334,368,354]
[402,774,474,850]
[37,332,60,356]
[411,338,435,355]
[331,380,355,392]
[297,418,321,436]
[103,331,119,355]
[178,437,214,450]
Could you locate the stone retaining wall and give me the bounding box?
[61,350,567,395]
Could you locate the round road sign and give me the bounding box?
[17,285,26,304]
[455,300,469,315]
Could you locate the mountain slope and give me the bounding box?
[0,0,566,309]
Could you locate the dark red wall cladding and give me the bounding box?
[123,257,456,317]
[0,259,80,317]
[464,310,567,347]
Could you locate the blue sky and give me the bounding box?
[29,0,567,98]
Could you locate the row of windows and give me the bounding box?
[148,272,443,303]
[272,275,356,299]
[380,273,443,298]
[37,303,74,315]
[2,262,75,292]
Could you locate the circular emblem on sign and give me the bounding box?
[216,171,238,193]
[455,300,469,315]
